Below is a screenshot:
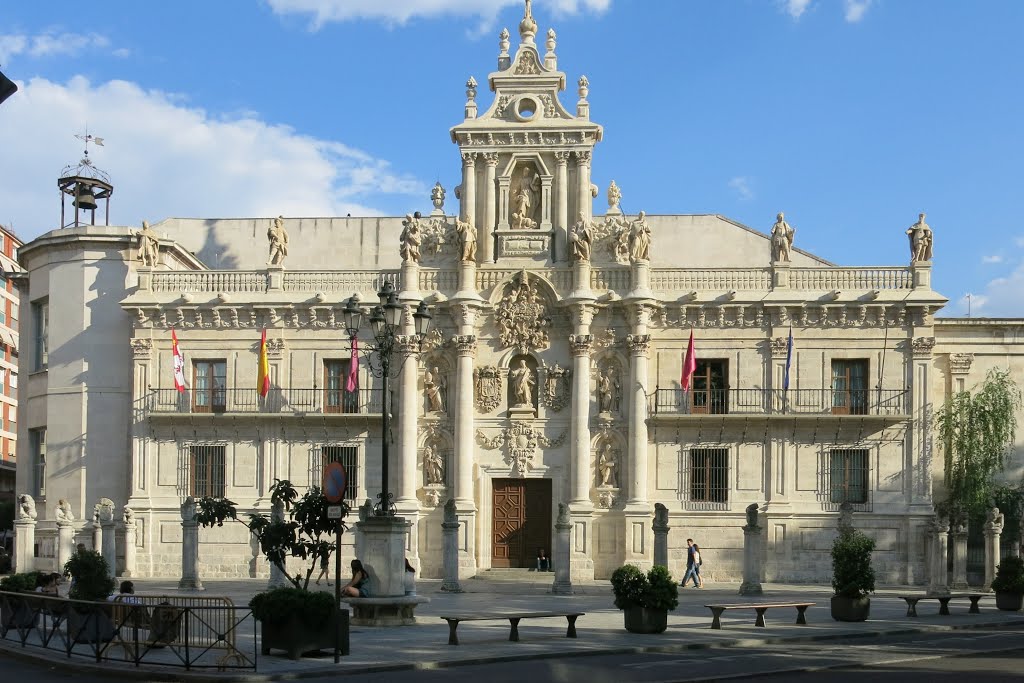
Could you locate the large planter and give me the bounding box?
[623,605,668,634]
[260,610,349,660]
[830,595,871,622]
[67,605,115,644]
[994,591,1023,611]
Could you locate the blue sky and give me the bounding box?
[1,0,1022,316]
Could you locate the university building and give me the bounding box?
[14,3,1024,583]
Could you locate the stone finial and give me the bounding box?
[653,503,669,531]
[519,0,538,43]
[499,28,511,60]
[556,502,570,526]
[465,76,478,120]
[180,496,197,522]
[578,75,590,100]
[607,180,622,214]
[358,499,373,522]
[123,505,135,525]
[546,28,556,52]
[431,182,446,214]
[97,498,115,524]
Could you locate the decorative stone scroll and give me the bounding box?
[476,421,567,476]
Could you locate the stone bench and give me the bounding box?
[439,611,584,645]
[704,602,814,630]
[341,596,429,626]
[897,593,983,617]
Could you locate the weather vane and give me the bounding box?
[74,127,105,162]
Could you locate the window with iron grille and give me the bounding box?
[193,360,227,413]
[321,445,358,502]
[688,448,729,504]
[324,360,359,413]
[190,445,226,498]
[828,448,869,504]
[30,427,46,497]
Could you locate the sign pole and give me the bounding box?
[334,517,342,664]
[323,460,348,664]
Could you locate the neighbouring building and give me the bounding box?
[0,223,22,517]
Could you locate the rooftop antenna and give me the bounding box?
[966,294,972,318]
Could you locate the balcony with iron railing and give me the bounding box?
[651,387,910,418]
[143,387,383,417]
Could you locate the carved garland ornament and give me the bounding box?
[476,421,567,477]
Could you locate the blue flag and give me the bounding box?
[783,327,794,391]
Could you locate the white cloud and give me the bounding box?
[843,0,872,23]
[982,254,1004,264]
[782,0,813,20]
[728,176,754,201]
[266,0,610,29]
[0,31,117,63]
[958,257,1024,317]
[0,76,425,240]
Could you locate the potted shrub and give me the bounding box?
[250,587,345,659]
[64,549,117,643]
[611,564,679,634]
[991,556,1024,611]
[0,571,42,630]
[830,528,875,622]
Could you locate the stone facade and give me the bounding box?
[14,3,1024,584]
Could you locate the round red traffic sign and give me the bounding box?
[323,462,347,504]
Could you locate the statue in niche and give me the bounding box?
[267,216,289,266]
[511,164,541,229]
[570,211,593,262]
[607,181,622,214]
[400,213,423,264]
[424,366,447,413]
[597,367,620,414]
[770,212,795,262]
[137,220,160,267]
[628,211,651,262]
[906,213,933,263]
[423,444,445,486]
[598,443,617,487]
[510,359,536,407]
[55,499,75,523]
[456,218,477,261]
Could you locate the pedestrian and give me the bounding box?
[315,551,332,586]
[681,538,703,588]
[536,548,550,572]
[340,559,369,598]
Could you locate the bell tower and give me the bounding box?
[58,131,113,228]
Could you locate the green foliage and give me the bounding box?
[831,529,876,598]
[64,550,116,601]
[0,571,42,592]
[993,483,1024,544]
[610,564,679,611]
[936,369,1022,515]
[248,587,334,628]
[991,556,1024,594]
[195,479,350,591]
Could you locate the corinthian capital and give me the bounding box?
[625,334,651,356]
[453,334,477,355]
[569,333,593,356]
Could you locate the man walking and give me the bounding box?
[681,538,702,588]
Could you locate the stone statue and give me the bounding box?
[597,368,619,414]
[97,498,115,523]
[431,182,446,212]
[556,502,570,526]
[456,218,477,261]
[770,212,795,262]
[511,165,540,228]
[137,220,160,267]
[628,211,651,262]
[598,443,617,487]
[180,496,196,522]
[358,499,372,523]
[400,213,422,264]
[423,445,444,486]
[510,359,536,407]
[55,498,75,523]
[906,212,933,263]
[986,506,1005,532]
[607,181,622,214]
[267,216,289,266]
[443,498,458,525]
[123,505,135,525]
[424,366,446,413]
[17,493,37,521]
[745,502,760,529]
[93,504,101,525]
[570,212,593,262]
[653,502,669,529]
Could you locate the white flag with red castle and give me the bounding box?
[172,329,186,392]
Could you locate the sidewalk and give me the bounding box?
[3,575,1023,681]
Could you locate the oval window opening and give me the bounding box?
[517,98,537,119]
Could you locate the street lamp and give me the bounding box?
[342,281,432,516]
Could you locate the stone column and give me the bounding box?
[927,515,950,595]
[121,508,137,578]
[56,519,76,574]
[396,335,421,510]
[440,500,463,593]
[452,326,478,575]
[92,509,102,552]
[461,152,477,226]
[569,332,594,507]
[910,337,937,506]
[13,514,36,573]
[555,152,570,262]
[497,177,511,231]
[130,338,153,503]
[540,175,553,233]
[950,519,969,590]
[622,304,652,569]
[98,500,117,578]
[652,503,670,569]
[267,501,288,589]
[179,497,204,591]
[575,151,592,222]
[983,507,1004,592]
[551,504,573,595]
[739,504,764,596]
[482,153,498,263]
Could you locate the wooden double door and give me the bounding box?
[491,479,552,568]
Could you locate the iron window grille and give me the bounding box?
[682,447,730,510]
[189,444,226,499]
[820,448,871,511]
[319,445,359,502]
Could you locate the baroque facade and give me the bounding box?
[14,3,1024,583]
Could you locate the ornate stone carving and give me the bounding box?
[456,218,477,261]
[578,75,589,99]
[17,494,37,521]
[476,421,566,477]
[569,211,594,262]
[597,442,618,488]
[541,362,571,412]
[424,489,443,508]
[420,328,447,352]
[597,366,621,414]
[568,333,593,356]
[431,182,446,213]
[607,181,622,214]
[597,489,617,509]
[497,271,551,351]
[453,334,477,355]
[769,337,789,358]
[55,498,75,523]
[267,216,289,266]
[509,359,537,408]
[123,505,135,525]
[180,496,196,522]
[906,213,933,263]
[474,365,502,413]
[266,338,285,358]
[949,353,974,374]
[514,51,541,75]
[137,220,160,267]
[770,212,795,263]
[131,338,153,358]
[627,212,652,262]
[423,443,445,486]
[96,498,115,524]
[511,164,541,229]
[625,334,651,356]
[912,336,936,356]
[424,366,448,414]
[400,213,423,264]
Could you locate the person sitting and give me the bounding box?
[35,572,60,595]
[341,559,370,598]
[109,580,142,605]
[536,548,550,572]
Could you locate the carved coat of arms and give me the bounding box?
[541,362,571,412]
[474,366,502,413]
[497,271,550,351]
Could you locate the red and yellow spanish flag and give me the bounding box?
[257,329,270,397]
[171,329,186,393]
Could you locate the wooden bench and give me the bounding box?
[439,611,584,645]
[897,593,983,617]
[704,602,814,630]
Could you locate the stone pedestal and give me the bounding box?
[455,261,477,299]
[267,265,284,291]
[927,516,950,595]
[441,502,463,593]
[627,260,653,300]
[356,517,408,598]
[122,519,137,578]
[551,507,573,595]
[509,406,536,420]
[92,520,102,553]
[179,499,204,591]
[772,260,791,289]
[101,520,117,578]
[652,503,670,570]
[14,519,36,573]
[56,520,76,575]
[400,261,421,301]
[950,525,969,590]
[983,510,1004,592]
[738,524,763,596]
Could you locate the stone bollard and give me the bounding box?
[122,506,137,578]
[97,498,117,578]
[652,503,670,569]
[927,515,951,595]
[14,494,38,573]
[950,519,969,590]
[55,498,76,574]
[267,500,288,589]
[440,500,463,593]
[179,496,204,591]
[738,503,763,596]
[983,506,1005,592]
[551,503,573,595]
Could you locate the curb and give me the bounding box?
[3,618,1023,682]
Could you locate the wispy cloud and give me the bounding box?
[782,0,813,20]
[728,176,754,201]
[778,0,873,23]
[843,0,872,23]
[981,254,1004,264]
[0,31,119,63]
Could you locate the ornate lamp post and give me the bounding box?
[342,281,432,517]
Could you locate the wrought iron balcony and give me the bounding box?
[651,388,909,417]
[144,387,383,416]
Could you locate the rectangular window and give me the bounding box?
[192,360,227,413]
[9,372,15,390]
[10,303,17,321]
[30,427,46,497]
[8,403,16,422]
[692,359,729,415]
[189,445,226,498]
[831,359,869,415]
[829,448,869,504]
[321,445,358,502]
[32,301,48,371]
[324,360,359,414]
[689,448,729,503]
